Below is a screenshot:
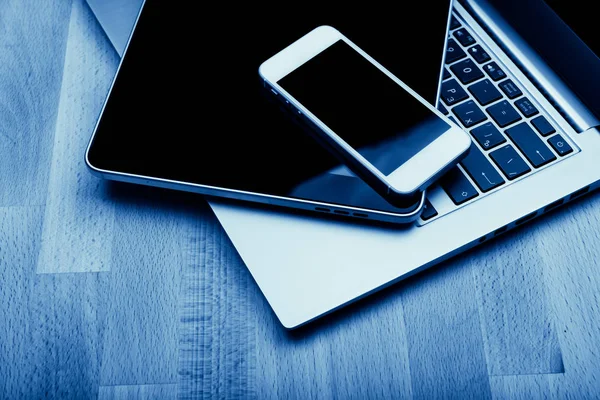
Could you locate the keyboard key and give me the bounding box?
[453,28,476,47]
[437,103,448,115]
[445,39,467,64]
[471,122,506,150]
[531,115,556,136]
[505,122,557,167]
[498,79,522,99]
[548,134,573,156]
[452,100,487,128]
[469,79,502,105]
[450,15,461,30]
[440,167,479,205]
[460,144,505,192]
[486,100,522,127]
[421,199,438,221]
[468,45,491,64]
[441,79,469,106]
[490,145,531,180]
[483,62,507,81]
[443,67,451,80]
[451,59,484,84]
[514,97,538,117]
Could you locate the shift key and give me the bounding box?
[440,167,479,205]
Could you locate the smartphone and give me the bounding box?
[259,25,471,208]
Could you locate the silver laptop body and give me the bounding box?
[89,0,600,328]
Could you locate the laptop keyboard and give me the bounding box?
[420,13,578,223]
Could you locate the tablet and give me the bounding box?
[86,1,453,224]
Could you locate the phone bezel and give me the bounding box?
[259,25,471,198]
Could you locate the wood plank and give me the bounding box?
[537,193,600,398]
[99,185,204,386]
[5,0,600,398]
[178,212,413,399]
[0,0,73,206]
[98,384,177,400]
[26,272,108,399]
[178,214,258,400]
[472,227,563,375]
[37,0,119,274]
[490,375,552,400]
[400,255,492,398]
[0,207,107,398]
[318,289,413,400]
[0,207,43,398]
[252,309,333,400]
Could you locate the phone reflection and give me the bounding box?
[355,115,451,176]
[259,82,421,215]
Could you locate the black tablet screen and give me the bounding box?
[87,1,453,213]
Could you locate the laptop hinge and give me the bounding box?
[459,0,600,133]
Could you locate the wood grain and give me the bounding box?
[0,207,44,398]
[27,272,108,398]
[490,375,551,400]
[2,0,600,398]
[538,193,600,398]
[98,184,207,386]
[37,0,119,274]
[178,211,257,400]
[98,384,177,400]
[0,207,107,399]
[471,227,563,376]
[320,293,413,400]
[0,0,73,206]
[400,256,492,399]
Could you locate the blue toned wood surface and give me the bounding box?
[1,0,600,398]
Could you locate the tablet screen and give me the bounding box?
[87,1,453,213]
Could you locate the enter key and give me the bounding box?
[505,122,556,168]
[460,143,505,192]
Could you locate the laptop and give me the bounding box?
[89,0,600,328]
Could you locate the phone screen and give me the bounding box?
[278,40,451,176]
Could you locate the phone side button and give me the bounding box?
[421,199,439,221]
[439,167,479,205]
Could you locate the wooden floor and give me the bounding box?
[2,0,600,398]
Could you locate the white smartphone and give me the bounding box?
[259,25,471,207]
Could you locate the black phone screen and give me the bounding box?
[87,1,453,213]
[278,39,451,176]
